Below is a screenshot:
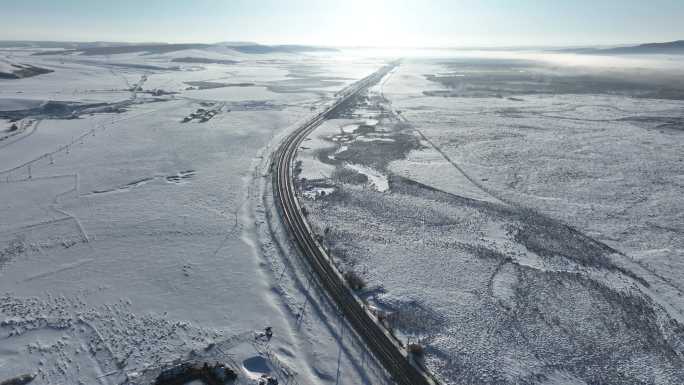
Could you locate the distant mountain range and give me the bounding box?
[0,41,338,56]
[558,40,684,55]
[5,39,682,56]
[0,41,161,49]
[226,44,337,54]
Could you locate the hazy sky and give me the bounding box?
[1,0,683,47]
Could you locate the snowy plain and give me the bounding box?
[0,44,392,385]
[297,53,684,384]
[4,43,684,385]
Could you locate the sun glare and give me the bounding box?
[328,0,410,47]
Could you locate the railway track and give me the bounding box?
[272,62,438,385]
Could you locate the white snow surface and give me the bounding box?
[0,46,390,385]
[343,163,389,192]
[297,55,684,385]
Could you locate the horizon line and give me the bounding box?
[1,38,682,51]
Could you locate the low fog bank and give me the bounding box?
[342,47,684,90]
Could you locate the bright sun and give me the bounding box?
[327,0,410,47]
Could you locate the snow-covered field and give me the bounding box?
[0,44,392,384]
[5,44,684,385]
[297,54,684,384]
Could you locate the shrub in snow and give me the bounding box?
[343,270,366,291]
